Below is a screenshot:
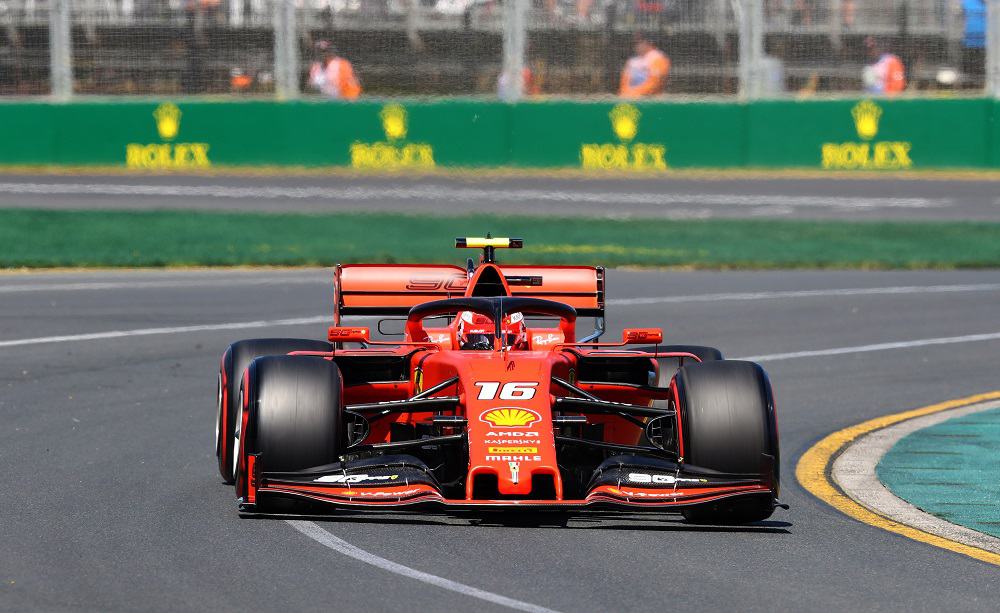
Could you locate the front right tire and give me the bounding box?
[673,360,779,525]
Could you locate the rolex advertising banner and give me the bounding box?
[0,100,508,168]
[746,98,993,170]
[0,98,995,170]
[508,101,745,169]
[993,99,1000,167]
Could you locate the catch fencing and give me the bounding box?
[1,1,999,99]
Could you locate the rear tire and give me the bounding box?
[674,360,778,525]
[216,338,332,483]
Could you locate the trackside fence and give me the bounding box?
[0,98,997,170]
[3,1,1000,99]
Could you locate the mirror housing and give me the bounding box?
[622,327,663,345]
[328,326,370,343]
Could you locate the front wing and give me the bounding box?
[240,455,773,513]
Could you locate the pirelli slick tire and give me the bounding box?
[240,356,344,476]
[216,338,332,483]
[674,360,779,525]
[641,345,724,388]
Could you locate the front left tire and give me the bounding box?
[216,338,332,483]
[236,355,345,491]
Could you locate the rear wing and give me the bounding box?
[334,264,605,321]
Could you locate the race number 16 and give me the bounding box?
[475,382,538,401]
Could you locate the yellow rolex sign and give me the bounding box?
[350,105,435,170]
[580,104,667,171]
[821,100,912,170]
[126,103,211,169]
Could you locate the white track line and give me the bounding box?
[832,400,1000,554]
[287,520,560,613]
[4,279,999,303]
[0,182,947,210]
[606,283,1000,306]
[0,316,331,348]
[736,331,1000,362]
[0,276,325,294]
[5,319,1000,360]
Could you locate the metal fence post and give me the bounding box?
[713,0,729,48]
[828,0,843,52]
[735,0,763,100]
[231,0,244,27]
[988,0,1000,98]
[748,0,764,99]
[273,0,299,100]
[406,0,424,51]
[49,0,73,100]
[499,0,528,102]
[735,0,749,99]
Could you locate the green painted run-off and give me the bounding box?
[878,407,1000,539]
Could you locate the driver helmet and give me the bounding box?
[457,311,527,350]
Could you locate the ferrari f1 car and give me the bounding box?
[215,238,782,523]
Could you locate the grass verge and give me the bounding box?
[3,208,1000,269]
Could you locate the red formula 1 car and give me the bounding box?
[215,238,782,523]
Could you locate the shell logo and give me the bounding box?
[480,407,541,428]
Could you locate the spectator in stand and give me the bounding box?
[841,0,856,30]
[619,33,670,98]
[961,0,986,80]
[792,0,814,26]
[308,41,361,100]
[861,36,906,96]
[185,0,222,23]
[545,0,595,22]
[230,68,253,93]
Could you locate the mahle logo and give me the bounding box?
[350,104,435,169]
[580,104,667,171]
[126,102,211,170]
[821,100,911,170]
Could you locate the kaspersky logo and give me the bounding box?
[821,100,911,170]
[126,102,211,169]
[350,104,435,169]
[580,103,667,171]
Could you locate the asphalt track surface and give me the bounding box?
[0,173,999,220]
[3,267,1000,612]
